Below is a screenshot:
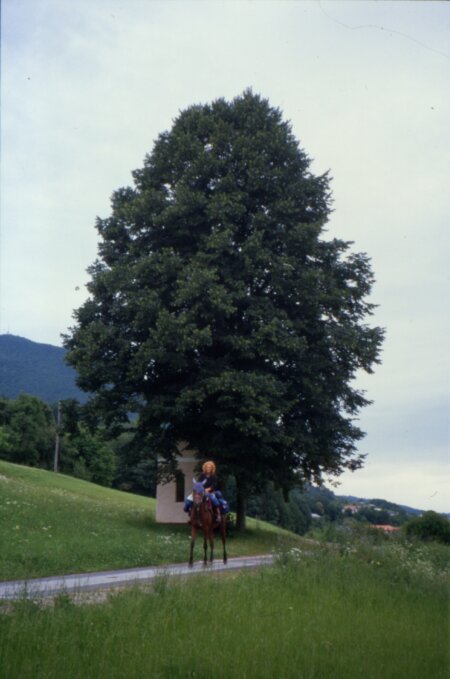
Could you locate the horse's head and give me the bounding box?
[192,482,204,505]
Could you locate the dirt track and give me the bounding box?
[0,554,276,602]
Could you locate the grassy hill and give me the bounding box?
[0,459,303,581]
[1,459,448,679]
[0,334,87,404]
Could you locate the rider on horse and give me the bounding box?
[187,468,228,567]
[184,460,224,524]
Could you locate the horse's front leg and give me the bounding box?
[189,527,196,567]
[206,528,214,564]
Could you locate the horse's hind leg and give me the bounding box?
[203,534,208,566]
[209,532,214,564]
[221,521,227,564]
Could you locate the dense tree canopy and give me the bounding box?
[64,91,383,528]
[0,395,116,486]
[403,511,450,544]
[0,395,56,468]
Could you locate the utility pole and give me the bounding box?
[54,400,61,473]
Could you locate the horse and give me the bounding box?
[188,485,228,567]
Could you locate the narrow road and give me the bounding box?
[0,554,276,600]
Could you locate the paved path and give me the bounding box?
[0,555,276,600]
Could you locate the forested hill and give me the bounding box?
[0,334,87,404]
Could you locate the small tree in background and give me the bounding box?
[65,91,383,530]
[61,427,116,486]
[404,511,450,544]
[0,395,56,468]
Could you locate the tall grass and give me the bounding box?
[0,460,303,580]
[1,543,447,679]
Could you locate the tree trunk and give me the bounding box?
[236,480,247,532]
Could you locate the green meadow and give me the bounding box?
[0,459,302,580]
[1,545,448,679]
[1,459,448,679]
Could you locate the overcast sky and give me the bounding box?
[1,0,448,512]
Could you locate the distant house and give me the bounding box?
[342,503,361,515]
[156,444,198,523]
[371,524,400,533]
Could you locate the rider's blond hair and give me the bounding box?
[202,460,216,474]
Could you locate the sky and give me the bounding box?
[1,0,448,512]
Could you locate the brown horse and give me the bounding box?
[188,487,228,567]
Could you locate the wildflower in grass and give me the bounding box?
[289,547,303,561]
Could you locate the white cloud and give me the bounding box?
[333,459,449,514]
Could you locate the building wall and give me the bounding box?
[155,445,198,523]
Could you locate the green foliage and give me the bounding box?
[353,505,391,524]
[0,426,13,457]
[313,521,449,590]
[61,427,117,487]
[64,91,384,527]
[300,484,342,522]
[111,429,158,495]
[1,543,447,679]
[403,511,450,544]
[246,482,312,535]
[0,395,56,467]
[1,460,447,679]
[0,395,117,487]
[338,498,410,526]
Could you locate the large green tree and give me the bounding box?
[65,91,383,529]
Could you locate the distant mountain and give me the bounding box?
[0,334,87,404]
[339,494,426,517]
[308,487,433,518]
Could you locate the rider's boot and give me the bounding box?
[215,507,221,524]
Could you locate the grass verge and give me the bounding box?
[0,544,448,679]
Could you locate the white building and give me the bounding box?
[155,444,198,523]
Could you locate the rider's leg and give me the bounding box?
[205,492,221,523]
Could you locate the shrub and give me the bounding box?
[403,511,450,545]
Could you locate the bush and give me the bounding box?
[403,511,450,545]
[246,482,311,535]
[0,395,56,467]
[61,428,117,486]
